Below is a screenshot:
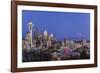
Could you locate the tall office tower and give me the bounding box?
[28,21,33,48]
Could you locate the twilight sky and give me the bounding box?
[22,10,90,40]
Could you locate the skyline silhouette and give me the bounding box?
[22,10,90,40]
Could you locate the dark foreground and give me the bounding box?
[22,47,90,62]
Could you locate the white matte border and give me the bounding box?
[17,5,94,68]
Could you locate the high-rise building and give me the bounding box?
[82,39,87,47]
[44,30,48,40]
[44,30,48,36]
[28,21,33,48]
[48,33,53,40]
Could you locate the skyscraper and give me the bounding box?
[28,21,33,48]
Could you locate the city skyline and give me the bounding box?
[22,10,90,40]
